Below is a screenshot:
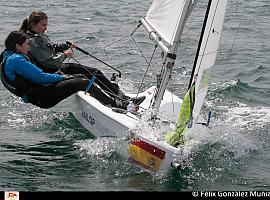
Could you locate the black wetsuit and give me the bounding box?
[0,51,116,109]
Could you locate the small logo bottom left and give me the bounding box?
[5,192,19,200]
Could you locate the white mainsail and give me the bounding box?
[145,0,196,46]
[190,0,228,122]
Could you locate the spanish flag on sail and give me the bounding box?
[164,83,195,147]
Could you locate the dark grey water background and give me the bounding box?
[0,0,270,191]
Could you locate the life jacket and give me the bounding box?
[27,32,60,74]
[0,56,37,99]
[27,51,57,73]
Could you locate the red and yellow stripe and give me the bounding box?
[128,138,166,171]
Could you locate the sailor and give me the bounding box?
[0,31,130,109]
[19,10,145,105]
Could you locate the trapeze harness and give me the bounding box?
[0,56,36,102]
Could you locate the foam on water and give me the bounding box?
[76,137,116,157]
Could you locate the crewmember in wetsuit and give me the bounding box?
[19,10,145,105]
[0,31,127,109]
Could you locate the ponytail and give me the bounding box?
[19,18,29,33]
[19,11,47,33]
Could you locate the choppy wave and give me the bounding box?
[208,79,270,107]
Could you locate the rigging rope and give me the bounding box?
[101,21,160,104]
[130,35,150,65]
[69,56,123,100]
[69,21,156,110]
[136,44,158,97]
[220,0,248,84]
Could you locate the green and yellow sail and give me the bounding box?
[164,83,195,147]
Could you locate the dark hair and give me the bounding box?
[19,11,48,33]
[5,31,27,52]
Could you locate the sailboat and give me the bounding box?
[72,0,228,173]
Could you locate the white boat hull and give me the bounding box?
[73,86,182,138]
[72,86,199,173]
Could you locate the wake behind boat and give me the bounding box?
[72,0,228,174]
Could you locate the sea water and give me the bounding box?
[0,0,270,191]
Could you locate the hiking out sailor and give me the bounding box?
[0,31,131,109]
[19,10,145,105]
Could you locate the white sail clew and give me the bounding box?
[190,0,228,122]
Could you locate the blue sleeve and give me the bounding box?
[8,55,64,84]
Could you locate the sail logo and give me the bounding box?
[5,192,19,200]
[198,68,212,91]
